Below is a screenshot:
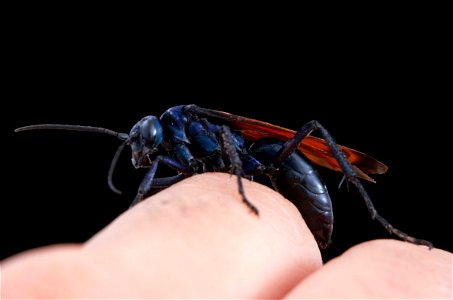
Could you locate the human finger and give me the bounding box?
[284,239,452,299]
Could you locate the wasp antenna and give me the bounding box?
[108,140,127,195]
[15,124,129,140]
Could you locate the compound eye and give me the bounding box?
[140,116,163,148]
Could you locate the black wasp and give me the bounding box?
[15,104,432,249]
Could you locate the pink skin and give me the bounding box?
[2,173,451,299]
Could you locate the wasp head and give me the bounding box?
[128,116,163,168]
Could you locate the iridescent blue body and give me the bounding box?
[249,139,333,246]
[126,105,333,247]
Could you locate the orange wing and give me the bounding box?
[197,107,388,182]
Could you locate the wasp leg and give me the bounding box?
[131,156,192,207]
[143,174,189,196]
[220,125,259,216]
[273,120,432,248]
[150,174,187,189]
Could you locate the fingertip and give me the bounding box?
[87,173,322,298]
[285,239,452,299]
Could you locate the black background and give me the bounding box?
[2,12,450,263]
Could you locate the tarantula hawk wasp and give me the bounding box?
[15,104,432,249]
